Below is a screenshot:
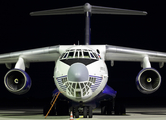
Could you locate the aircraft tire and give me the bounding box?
[88,106,93,118]
[114,103,126,115]
[120,104,126,115]
[114,103,120,115]
[83,106,87,118]
[101,101,107,115]
[107,101,113,115]
[75,107,79,118]
[101,106,106,115]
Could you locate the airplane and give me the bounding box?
[1,2,165,118]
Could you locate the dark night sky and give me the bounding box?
[0,0,166,104]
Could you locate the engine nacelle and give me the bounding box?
[4,69,32,95]
[136,68,161,94]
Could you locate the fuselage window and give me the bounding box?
[76,91,81,97]
[71,88,74,92]
[65,82,69,87]
[68,52,74,58]
[80,83,84,89]
[92,78,96,84]
[83,88,86,92]
[62,78,67,84]
[72,83,76,89]
[84,52,90,58]
[76,83,80,89]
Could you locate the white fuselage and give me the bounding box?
[54,45,108,102]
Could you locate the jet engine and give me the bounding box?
[4,69,32,95]
[136,68,161,94]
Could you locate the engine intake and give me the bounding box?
[4,69,31,95]
[136,68,161,94]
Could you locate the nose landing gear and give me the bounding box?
[70,106,93,118]
[83,106,93,118]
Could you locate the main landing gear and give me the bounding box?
[100,99,126,115]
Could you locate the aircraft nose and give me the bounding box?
[68,63,89,82]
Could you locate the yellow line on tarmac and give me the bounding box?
[76,116,83,120]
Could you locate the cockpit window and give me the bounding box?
[75,51,78,58]
[76,49,82,58]
[60,53,65,59]
[93,53,99,60]
[60,48,100,60]
[90,53,95,58]
[63,53,68,58]
[84,52,90,58]
[68,52,74,58]
[79,51,83,58]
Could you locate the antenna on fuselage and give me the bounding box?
[30,3,147,45]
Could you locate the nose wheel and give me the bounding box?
[75,107,79,118]
[83,106,87,118]
[88,106,93,118]
[83,106,93,118]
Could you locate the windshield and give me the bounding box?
[60,49,99,60]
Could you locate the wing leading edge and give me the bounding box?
[0,45,60,64]
[105,45,166,67]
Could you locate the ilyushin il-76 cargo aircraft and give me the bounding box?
[1,3,165,118]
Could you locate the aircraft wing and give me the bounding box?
[105,45,166,66]
[0,45,60,64]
